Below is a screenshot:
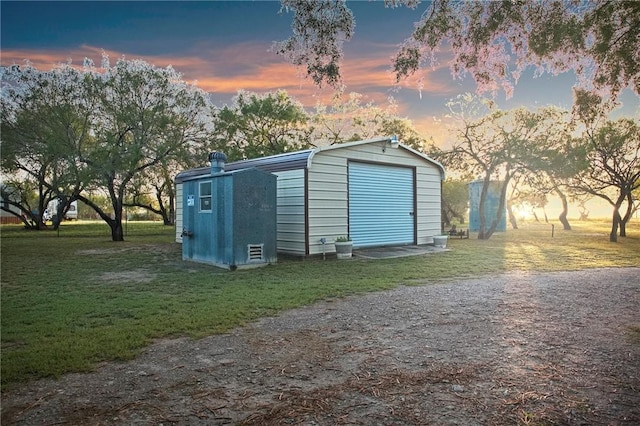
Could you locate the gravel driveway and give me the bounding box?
[2,267,639,425]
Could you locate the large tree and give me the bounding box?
[570,89,640,241]
[377,114,428,152]
[311,92,427,150]
[78,56,210,241]
[1,63,94,230]
[210,90,312,161]
[439,95,569,239]
[122,108,212,226]
[123,151,203,226]
[311,92,388,145]
[511,107,583,231]
[570,118,640,242]
[276,0,639,100]
[124,164,177,226]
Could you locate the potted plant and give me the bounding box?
[334,236,353,259]
[432,234,448,248]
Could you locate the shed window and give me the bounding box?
[199,181,212,212]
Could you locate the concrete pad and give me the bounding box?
[353,244,448,259]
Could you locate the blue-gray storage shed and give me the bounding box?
[468,180,507,232]
[180,152,277,269]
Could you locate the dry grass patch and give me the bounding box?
[97,269,156,284]
[626,325,640,344]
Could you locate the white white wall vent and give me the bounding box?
[247,244,264,261]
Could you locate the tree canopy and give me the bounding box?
[1,63,93,229]
[310,92,428,151]
[570,116,640,241]
[1,57,211,240]
[276,0,640,101]
[210,90,313,161]
[275,0,355,88]
[2,54,426,237]
[436,94,576,239]
[81,57,210,240]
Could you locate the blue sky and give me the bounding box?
[2,0,638,147]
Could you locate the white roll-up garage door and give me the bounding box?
[348,162,415,248]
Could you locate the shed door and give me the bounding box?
[348,162,415,248]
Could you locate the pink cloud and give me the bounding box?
[1,41,458,146]
[1,40,454,96]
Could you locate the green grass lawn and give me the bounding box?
[1,219,639,389]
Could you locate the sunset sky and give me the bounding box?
[1,0,638,148]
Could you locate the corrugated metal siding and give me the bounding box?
[416,167,442,244]
[348,162,415,247]
[415,168,443,243]
[275,169,306,255]
[306,154,348,255]
[175,184,184,243]
[307,142,442,253]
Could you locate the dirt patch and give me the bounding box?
[97,269,155,284]
[77,243,178,257]
[2,267,639,425]
[77,248,132,256]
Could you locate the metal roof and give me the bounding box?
[175,138,446,183]
[174,166,210,183]
[226,149,314,173]
[174,149,314,183]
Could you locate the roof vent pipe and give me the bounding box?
[209,152,227,174]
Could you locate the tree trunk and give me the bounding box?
[167,192,175,226]
[477,176,490,240]
[110,196,125,241]
[36,197,48,230]
[155,187,174,226]
[610,210,619,242]
[51,214,62,230]
[162,212,173,226]
[609,193,627,242]
[37,216,47,230]
[78,189,126,242]
[158,202,172,226]
[442,208,451,227]
[110,220,124,241]
[558,210,571,231]
[557,190,572,231]
[507,203,518,229]
[477,173,510,240]
[619,192,634,237]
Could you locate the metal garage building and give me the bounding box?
[174,137,445,256]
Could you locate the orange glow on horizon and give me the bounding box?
[1,43,457,147]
